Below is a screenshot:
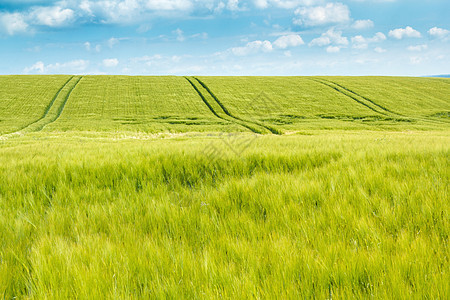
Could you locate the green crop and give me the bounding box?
[0,76,449,298]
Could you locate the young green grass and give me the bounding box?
[44,76,243,133]
[2,76,448,135]
[0,131,448,298]
[0,75,71,134]
[324,76,450,118]
[0,76,449,298]
[196,76,450,131]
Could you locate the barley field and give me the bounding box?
[0,75,449,298]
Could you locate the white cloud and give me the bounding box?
[326,46,340,53]
[103,58,119,67]
[227,0,241,11]
[0,12,29,35]
[352,19,374,30]
[351,35,368,49]
[85,42,101,52]
[273,34,304,49]
[371,32,387,42]
[309,28,348,47]
[30,6,74,27]
[255,0,324,10]
[108,37,119,48]
[428,27,450,39]
[191,32,208,39]
[409,56,422,65]
[254,0,268,8]
[173,28,185,41]
[131,54,163,66]
[407,44,427,52]
[145,0,193,11]
[79,0,93,15]
[24,61,45,74]
[293,3,350,27]
[388,26,421,39]
[374,47,386,53]
[24,59,90,74]
[1,4,74,35]
[50,59,90,72]
[351,32,386,49]
[231,40,273,56]
[76,0,194,23]
[214,2,226,13]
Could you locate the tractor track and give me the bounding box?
[314,78,448,125]
[1,76,74,136]
[311,78,390,116]
[319,78,401,116]
[185,77,270,134]
[0,76,82,138]
[193,77,281,134]
[39,76,82,131]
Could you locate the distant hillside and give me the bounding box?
[1,75,449,135]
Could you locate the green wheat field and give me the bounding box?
[0,75,449,298]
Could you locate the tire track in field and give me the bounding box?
[311,78,390,116]
[1,76,82,138]
[39,76,83,131]
[319,78,402,116]
[193,77,282,134]
[1,76,74,137]
[317,78,449,125]
[184,77,267,134]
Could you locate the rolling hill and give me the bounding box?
[0,75,448,135]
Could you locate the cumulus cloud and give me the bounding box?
[351,32,386,49]
[326,46,340,53]
[428,27,450,39]
[309,28,348,47]
[228,34,304,56]
[253,0,269,8]
[227,0,241,11]
[374,47,386,53]
[84,41,101,52]
[409,56,422,65]
[30,6,75,27]
[1,0,348,34]
[173,28,185,41]
[24,61,45,74]
[352,19,374,30]
[1,4,75,35]
[24,59,90,74]
[388,26,421,39]
[254,0,319,9]
[77,0,193,23]
[103,58,119,67]
[231,40,273,56]
[145,0,193,10]
[293,3,350,27]
[2,0,202,32]
[407,44,427,52]
[108,37,119,48]
[273,34,304,49]
[0,12,29,35]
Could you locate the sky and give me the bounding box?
[0,0,449,76]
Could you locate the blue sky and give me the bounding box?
[0,0,449,75]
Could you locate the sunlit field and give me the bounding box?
[0,76,449,298]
